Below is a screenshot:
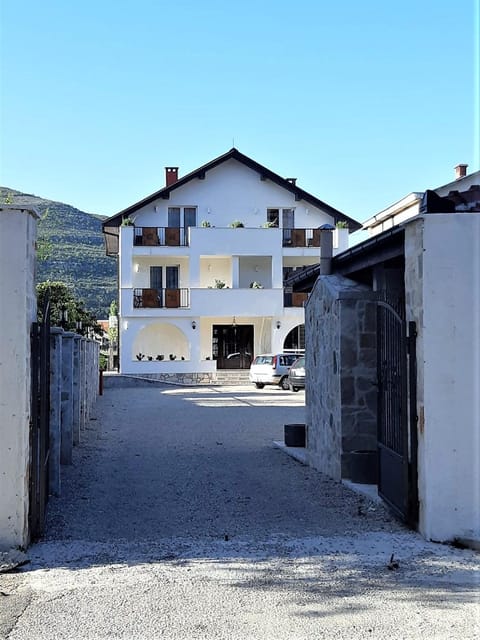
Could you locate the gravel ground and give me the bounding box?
[1,385,479,639]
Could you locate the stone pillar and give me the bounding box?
[49,328,63,496]
[72,335,81,445]
[79,338,86,429]
[61,332,75,465]
[0,206,39,549]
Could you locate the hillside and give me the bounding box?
[1,187,117,319]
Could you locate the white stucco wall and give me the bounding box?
[0,207,39,549]
[405,213,480,543]
[127,159,336,230]
[116,159,338,375]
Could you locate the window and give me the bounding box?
[184,207,197,229]
[150,266,162,291]
[266,208,295,229]
[166,265,179,289]
[168,207,181,227]
[149,265,179,290]
[267,209,279,227]
[168,206,197,229]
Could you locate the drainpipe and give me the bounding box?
[319,224,335,275]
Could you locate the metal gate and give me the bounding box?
[29,299,51,540]
[377,300,418,526]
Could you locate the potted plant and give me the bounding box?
[229,220,244,228]
[249,281,263,289]
[261,220,277,228]
[121,216,135,226]
[213,279,227,289]
[201,220,212,227]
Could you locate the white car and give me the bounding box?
[249,353,302,390]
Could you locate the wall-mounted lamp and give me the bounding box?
[207,207,211,214]
[134,263,140,273]
[191,320,197,330]
[255,265,259,272]
[276,320,281,329]
[123,320,129,330]
[305,208,310,215]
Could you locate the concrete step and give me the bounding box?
[214,370,251,385]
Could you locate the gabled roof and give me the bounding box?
[102,148,361,230]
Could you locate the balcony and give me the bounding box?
[133,288,190,308]
[283,291,308,307]
[133,227,188,247]
[131,226,327,250]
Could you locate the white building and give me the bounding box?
[102,148,360,382]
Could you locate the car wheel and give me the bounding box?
[292,386,300,392]
[255,383,265,389]
[280,377,290,390]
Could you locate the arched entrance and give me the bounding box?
[283,324,305,351]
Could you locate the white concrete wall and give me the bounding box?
[128,159,336,230]
[116,160,331,374]
[405,213,480,543]
[0,206,39,549]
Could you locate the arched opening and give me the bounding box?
[283,324,305,352]
[132,323,189,361]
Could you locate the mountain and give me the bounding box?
[1,187,117,319]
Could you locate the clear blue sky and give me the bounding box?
[1,0,478,242]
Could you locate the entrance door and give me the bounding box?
[213,324,254,369]
[376,300,417,526]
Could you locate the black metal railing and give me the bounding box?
[133,288,189,309]
[133,227,189,247]
[282,228,321,247]
[132,226,322,248]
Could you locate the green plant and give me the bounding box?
[249,281,263,289]
[121,216,135,226]
[261,220,277,228]
[213,279,227,289]
[335,221,349,229]
[229,220,244,228]
[200,220,212,227]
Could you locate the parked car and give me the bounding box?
[288,356,305,392]
[249,353,302,389]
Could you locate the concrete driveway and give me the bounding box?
[1,384,478,639]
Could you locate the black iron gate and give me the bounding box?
[29,299,51,540]
[377,300,418,526]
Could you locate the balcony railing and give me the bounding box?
[133,288,189,308]
[132,226,323,249]
[134,227,188,247]
[282,228,321,247]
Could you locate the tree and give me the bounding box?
[36,280,99,335]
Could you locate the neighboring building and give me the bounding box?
[302,165,480,543]
[102,148,360,382]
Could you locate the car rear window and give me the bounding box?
[280,355,299,366]
[253,356,273,365]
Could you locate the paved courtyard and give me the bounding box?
[1,384,478,639]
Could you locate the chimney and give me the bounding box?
[319,224,335,275]
[455,164,468,180]
[286,178,297,186]
[165,167,179,187]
